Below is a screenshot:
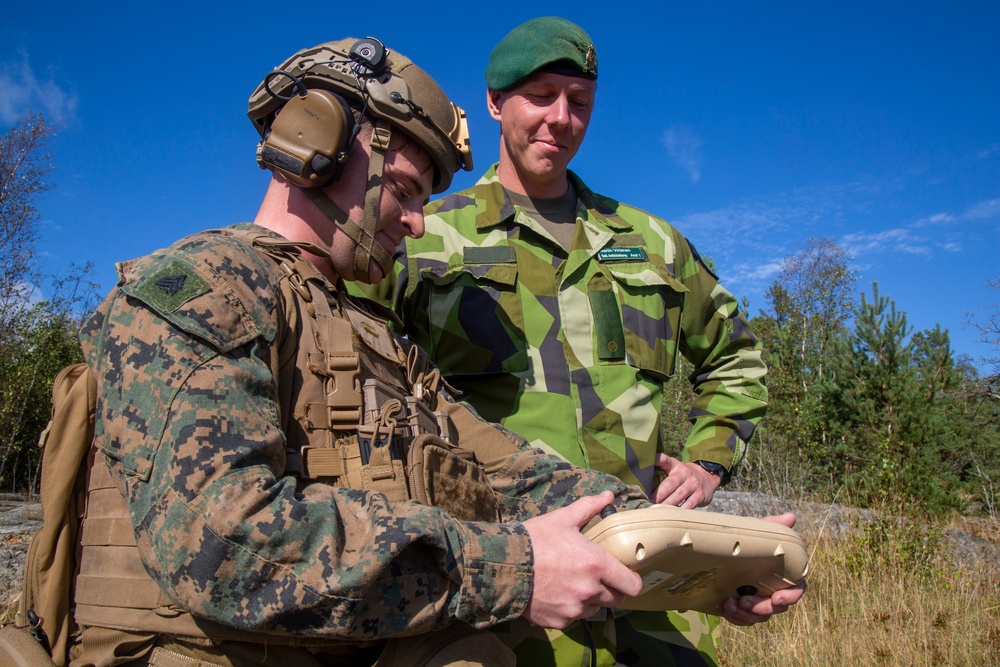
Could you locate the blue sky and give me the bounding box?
[3,1,998,369]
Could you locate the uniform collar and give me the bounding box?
[471,164,632,233]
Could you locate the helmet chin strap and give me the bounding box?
[301,118,395,283]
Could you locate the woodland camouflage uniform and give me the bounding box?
[363,165,768,665]
[71,225,649,667]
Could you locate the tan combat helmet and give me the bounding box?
[247,38,473,281]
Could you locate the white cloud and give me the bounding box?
[913,198,1000,227]
[842,228,933,257]
[723,260,784,285]
[662,124,703,184]
[977,144,1000,159]
[0,52,78,125]
[914,211,957,227]
[669,179,993,309]
[963,198,1000,221]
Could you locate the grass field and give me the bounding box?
[717,509,1000,666]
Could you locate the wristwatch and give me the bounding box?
[694,460,731,486]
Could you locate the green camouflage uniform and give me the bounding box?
[361,166,768,666]
[75,224,650,666]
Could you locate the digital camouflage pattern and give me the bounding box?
[76,224,649,654]
[358,165,768,665]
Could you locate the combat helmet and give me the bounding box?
[247,38,473,281]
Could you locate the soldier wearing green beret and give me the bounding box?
[356,16,801,667]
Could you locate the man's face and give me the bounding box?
[329,133,433,283]
[488,71,596,196]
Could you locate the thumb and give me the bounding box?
[562,490,616,528]
[654,453,679,472]
[762,512,797,528]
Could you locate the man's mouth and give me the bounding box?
[533,136,566,151]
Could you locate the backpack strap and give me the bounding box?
[17,363,96,665]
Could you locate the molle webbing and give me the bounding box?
[75,453,168,615]
[74,452,353,646]
[75,453,241,640]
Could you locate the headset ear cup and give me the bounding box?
[258,89,355,188]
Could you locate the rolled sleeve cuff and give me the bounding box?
[452,520,534,628]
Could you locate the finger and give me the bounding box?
[596,555,643,598]
[772,581,806,606]
[652,478,679,504]
[721,598,760,626]
[762,512,796,528]
[722,597,771,626]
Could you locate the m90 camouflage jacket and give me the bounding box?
[372,166,768,494]
[76,224,648,648]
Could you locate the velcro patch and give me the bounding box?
[597,246,648,262]
[132,261,210,313]
[464,246,516,264]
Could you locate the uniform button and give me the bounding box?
[607,341,618,352]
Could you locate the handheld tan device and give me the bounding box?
[585,505,809,614]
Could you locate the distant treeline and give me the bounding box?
[663,238,999,516]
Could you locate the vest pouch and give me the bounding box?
[406,433,500,522]
[358,427,411,504]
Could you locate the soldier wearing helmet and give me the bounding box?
[66,37,653,667]
[356,17,805,667]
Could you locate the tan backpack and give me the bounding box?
[4,363,94,666]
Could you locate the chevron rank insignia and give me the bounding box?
[134,260,210,313]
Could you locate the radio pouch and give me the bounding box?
[406,433,500,523]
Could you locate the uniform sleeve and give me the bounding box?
[673,233,769,474]
[80,239,534,640]
[436,392,651,520]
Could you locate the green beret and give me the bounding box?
[485,16,598,91]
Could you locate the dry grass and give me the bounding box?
[717,512,1000,666]
[3,497,995,666]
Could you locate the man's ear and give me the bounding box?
[486,89,504,122]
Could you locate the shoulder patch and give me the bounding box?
[120,229,281,353]
[132,261,211,313]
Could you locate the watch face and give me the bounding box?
[696,461,728,480]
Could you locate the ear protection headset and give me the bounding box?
[255,38,390,188]
[256,87,357,189]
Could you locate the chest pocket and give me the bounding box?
[588,262,688,381]
[419,260,529,376]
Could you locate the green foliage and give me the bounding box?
[0,269,95,492]
[0,114,97,493]
[732,239,1000,516]
[845,504,948,582]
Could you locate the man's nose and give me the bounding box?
[546,94,571,127]
[403,208,425,239]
